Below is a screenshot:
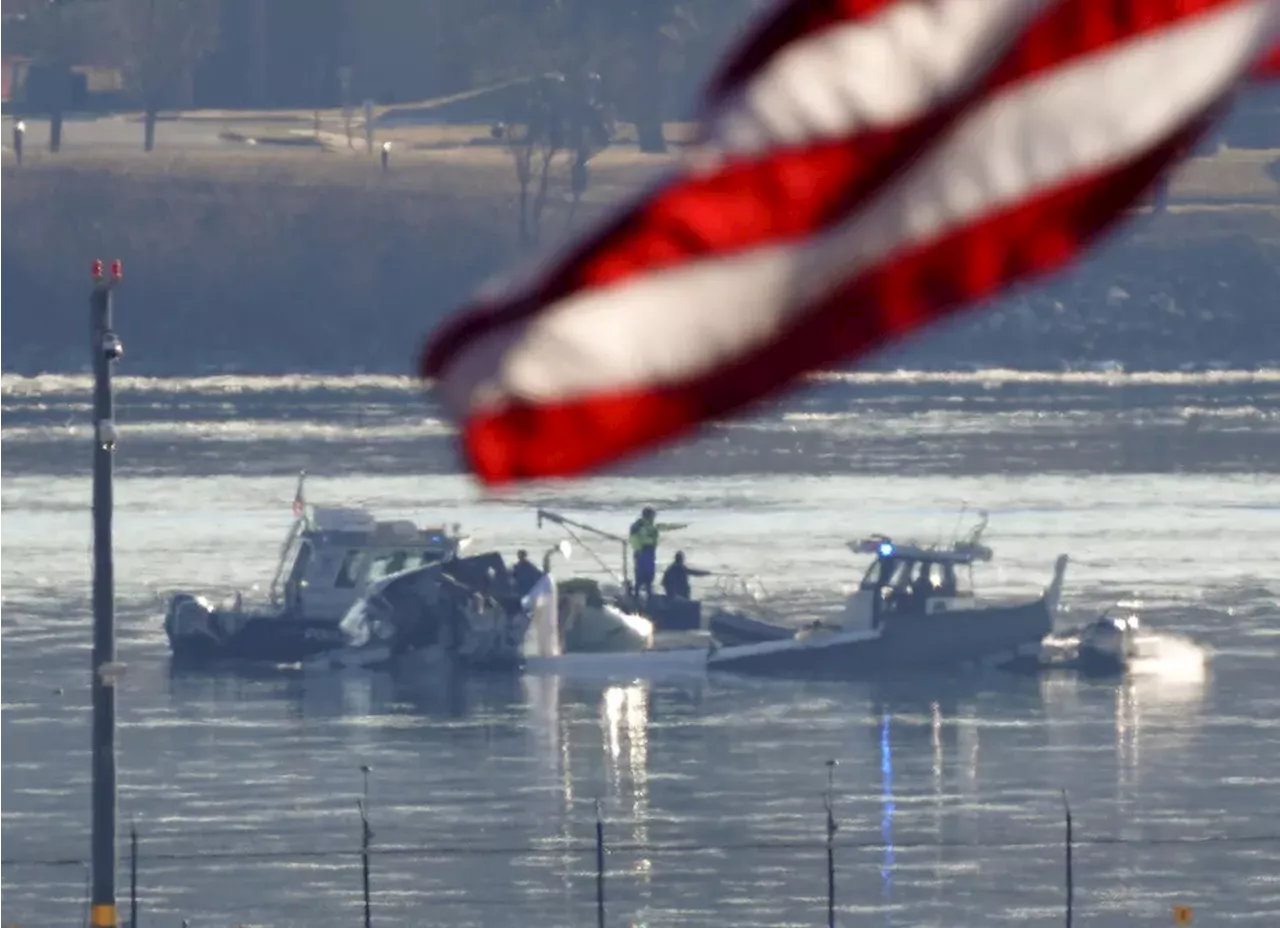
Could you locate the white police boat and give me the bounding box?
[163,474,474,665]
[705,515,1070,680]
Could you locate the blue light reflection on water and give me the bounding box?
[881,712,896,912]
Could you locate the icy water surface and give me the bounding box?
[3,370,1279,927]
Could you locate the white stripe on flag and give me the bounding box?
[437,0,1277,419]
[708,0,1048,154]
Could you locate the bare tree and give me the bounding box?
[493,72,615,250]
[109,0,221,152]
[494,75,567,250]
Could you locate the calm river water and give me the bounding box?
[3,369,1278,927]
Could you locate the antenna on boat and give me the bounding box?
[89,257,124,928]
[950,503,968,547]
[969,510,989,545]
[535,508,630,589]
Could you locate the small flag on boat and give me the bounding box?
[291,471,307,518]
[421,0,1280,485]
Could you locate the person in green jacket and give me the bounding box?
[629,507,686,600]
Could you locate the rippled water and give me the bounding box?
[3,371,1279,927]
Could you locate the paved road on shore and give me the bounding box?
[2,114,245,152]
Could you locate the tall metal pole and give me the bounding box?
[824,760,838,928]
[360,764,373,928]
[1062,790,1074,928]
[129,823,138,928]
[90,258,124,928]
[595,799,606,928]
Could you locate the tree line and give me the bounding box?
[10,0,221,150]
[8,0,769,150]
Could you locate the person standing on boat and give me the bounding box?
[511,549,543,598]
[661,551,709,600]
[629,507,687,601]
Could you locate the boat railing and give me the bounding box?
[709,573,791,622]
[710,572,768,601]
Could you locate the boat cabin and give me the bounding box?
[267,506,471,620]
[848,534,993,617]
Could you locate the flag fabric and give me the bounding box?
[291,472,306,518]
[422,0,1280,485]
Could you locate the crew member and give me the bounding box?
[511,549,543,598]
[629,506,686,600]
[661,551,709,600]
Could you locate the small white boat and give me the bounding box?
[1075,613,1141,676]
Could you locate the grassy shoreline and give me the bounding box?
[4,143,1279,375]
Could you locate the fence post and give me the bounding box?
[360,764,374,928]
[1062,789,1074,928]
[825,760,838,928]
[595,799,606,928]
[129,822,138,928]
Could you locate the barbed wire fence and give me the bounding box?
[5,792,1279,928]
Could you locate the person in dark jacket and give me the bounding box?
[629,507,687,600]
[661,551,709,600]
[511,549,544,598]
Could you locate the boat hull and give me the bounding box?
[707,610,796,647]
[1072,616,1134,677]
[708,599,1053,680]
[1074,646,1127,677]
[164,593,346,666]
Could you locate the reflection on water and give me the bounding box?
[4,394,1278,926]
[957,705,980,815]
[603,684,653,889]
[930,702,944,813]
[1039,625,1212,828]
[880,714,896,907]
[1116,682,1140,803]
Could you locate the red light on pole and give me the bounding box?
[92,259,103,281]
[110,260,122,281]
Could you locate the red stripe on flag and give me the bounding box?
[455,114,1215,483]
[423,0,1277,485]
[702,0,898,105]
[422,0,1250,379]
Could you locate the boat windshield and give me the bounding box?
[364,549,451,584]
[335,550,365,588]
[861,557,909,590]
[862,555,971,596]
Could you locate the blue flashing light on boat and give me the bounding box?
[878,542,895,558]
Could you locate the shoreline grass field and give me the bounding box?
[3,126,1278,375]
